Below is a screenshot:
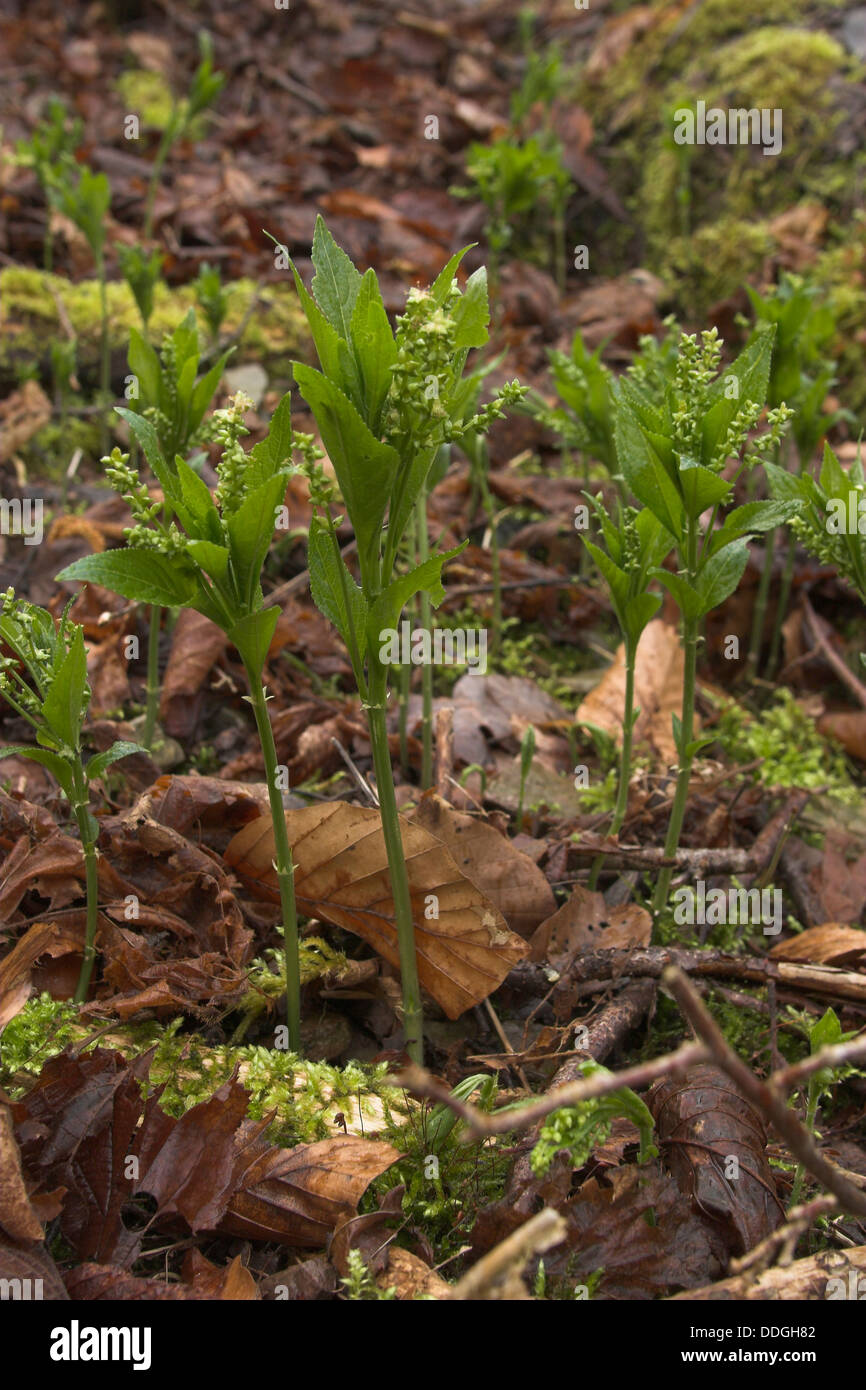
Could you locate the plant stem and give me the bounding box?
[746,526,774,678]
[142,604,161,751]
[144,124,174,240]
[653,520,699,915]
[415,494,433,790]
[72,769,100,1004]
[588,636,635,891]
[366,661,424,1063]
[98,262,110,456]
[244,662,301,1052]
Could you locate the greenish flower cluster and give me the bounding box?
[104,447,186,556]
[0,588,88,737]
[213,390,254,516]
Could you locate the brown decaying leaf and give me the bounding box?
[577,619,685,765]
[0,1093,46,1243]
[225,802,529,1018]
[64,1264,197,1300]
[412,791,556,938]
[0,831,84,922]
[0,918,85,1030]
[769,923,866,968]
[159,609,227,739]
[180,1251,258,1300]
[530,884,652,966]
[0,1242,69,1300]
[14,1050,401,1261]
[0,380,51,461]
[648,1063,785,1256]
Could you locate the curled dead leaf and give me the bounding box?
[577,619,685,766]
[224,802,529,1018]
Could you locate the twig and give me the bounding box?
[662,966,866,1218]
[330,736,378,807]
[394,1041,707,1140]
[770,1033,866,1092]
[434,707,454,802]
[448,1207,566,1300]
[802,595,866,711]
[483,997,530,1091]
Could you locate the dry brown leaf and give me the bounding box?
[769,924,866,968]
[0,381,51,462]
[224,802,529,1018]
[530,885,652,966]
[0,919,85,1030]
[0,1097,45,1244]
[159,608,227,739]
[818,711,866,763]
[577,619,685,765]
[412,792,556,939]
[376,1246,449,1300]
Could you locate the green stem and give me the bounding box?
[142,604,161,751]
[72,770,100,1004]
[366,660,424,1063]
[98,263,110,456]
[144,125,175,240]
[653,520,699,916]
[588,636,635,891]
[244,662,301,1053]
[416,494,433,790]
[746,526,775,679]
[766,538,795,679]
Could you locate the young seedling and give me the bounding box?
[530,1060,658,1176]
[15,96,83,272]
[583,497,672,889]
[143,31,224,238]
[118,245,164,331]
[0,591,142,1002]
[56,391,303,1049]
[613,326,794,915]
[53,163,112,446]
[289,216,525,1061]
[527,330,619,482]
[516,723,536,829]
[787,1007,862,1210]
[745,276,842,677]
[124,309,232,747]
[193,262,229,344]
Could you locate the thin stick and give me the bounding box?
[662,965,866,1218]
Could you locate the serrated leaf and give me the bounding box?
[86,740,146,783]
[57,550,198,608]
[349,268,396,435]
[225,472,290,612]
[249,391,293,482]
[41,627,88,750]
[696,538,749,616]
[366,544,466,647]
[293,363,399,588]
[311,215,362,339]
[654,569,703,621]
[307,515,368,674]
[452,267,489,350]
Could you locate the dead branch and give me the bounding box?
[448,1207,566,1300]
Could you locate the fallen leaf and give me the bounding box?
[768,924,866,968]
[225,802,529,1018]
[0,1241,69,1300]
[0,1094,45,1243]
[412,792,556,938]
[0,919,85,1030]
[648,1064,785,1255]
[180,1251,258,1299]
[160,609,227,739]
[530,885,652,966]
[0,381,51,462]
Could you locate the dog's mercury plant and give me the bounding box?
[0,592,142,1002]
[57,391,304,1048]
[613,326,795,913]
[290,217,525,1061]
[583,498,672,888]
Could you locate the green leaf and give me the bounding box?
[350,268,397,435]
[367,544,467,646]
[430,246,473,305]
[189,349,232,436]
[623,591,661,645]
[290,261,344,384]
[684,735,715,760]
[41,626,88,750]
[228,606,280,676]
[583,540,629,618]
[452,267,489,350]
[0,744,75,797]
[57,550,198,608]
[654,569,703,621]
[678,460,731,519]
[174,456,222,542]
[187,539,231,582]
[128,327,161,406]
[293,363,399,589]
[115,407,178,500]
[710,498,800,554]
[87,740,146,783]
[311,215,362,339]
[700,328,775,465]
[615,400,683,540]
[225,472,290,612]
[696,538,749,616]
[249,391,293,481]
[308,515,368,673]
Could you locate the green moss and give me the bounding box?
[713,687,860,804]
[0,268,309,385]
[115,70,175,131]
